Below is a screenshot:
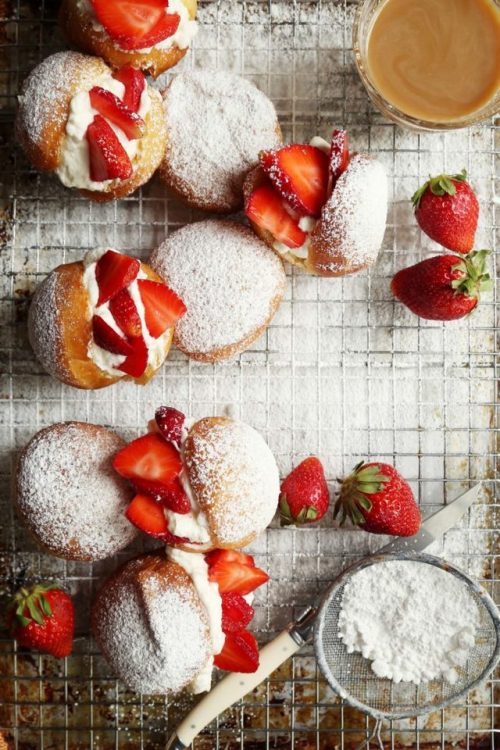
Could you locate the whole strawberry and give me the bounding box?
[334,462,420,536]
[279,457,330,526]
[7,584,74,657]
[391,250,491,321]
[412,169,479,253]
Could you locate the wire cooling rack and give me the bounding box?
[0,1,498,748]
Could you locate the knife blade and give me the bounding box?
[377,483,481,556]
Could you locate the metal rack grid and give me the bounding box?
[0,0,498,748]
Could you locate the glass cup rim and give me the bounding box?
[352,0,500,132]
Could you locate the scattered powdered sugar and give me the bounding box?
[149,220,286,358]
[161,70,281,210]
[338,560,480,685]
[185,418,280,544]
[312,154,388,273]
[93,557,211,693]
[16,423,136,560]
[16,51,105,154]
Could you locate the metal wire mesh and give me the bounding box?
[0,1,498,748]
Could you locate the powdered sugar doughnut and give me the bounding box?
[148,220,286,362]
[16,51,167,201]
[59,0,197,79]
[92,553,211,694]
[166,416,280,552]
[158,70,282,212]
[244,153,388,277]
[15,422,137,561]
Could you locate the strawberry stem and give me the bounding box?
[9,583,59,629]
[334,462,389,527]
[411,168,467,208]
[451,250,492,298]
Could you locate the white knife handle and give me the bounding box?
[167,630,301,749]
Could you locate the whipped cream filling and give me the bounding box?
[83,248,171,378]
[166,547,224,694]
[272,136,329,262]
[78,0,198,53]
[56,75,151,191]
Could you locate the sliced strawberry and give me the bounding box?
[113,432,183,486]
[90,0,180,51]
[260,144,330,217]
[133,477,191,514]
[137,280,187,338]
[125,494,190,544]
[117,335,148,377]
[118,12,180,50]
[95,250,140,306]
[92,315,133,356]
[86,114,132,182]
[214,631,259,673]
[205,549,256,569]
[109,289,142,338]
[113,66,146,112]
[89,87,145,140]
[221,593,254,634]
[330,129,350,184]
[208,560,269,596]
[155,406,185,444]
[245,184,307,249]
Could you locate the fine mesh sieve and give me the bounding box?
[314,552,500,723]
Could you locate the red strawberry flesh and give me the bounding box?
[8,585,74,658]
[86,114,133,182]
[117,335,148,377]
[279,456,329,526]
[214,630,259,673]
[125,494,190,544]
[95,249,140,306]
[113,432,183,485]
[133,476,191,514]
[245,183,307,249]
[260,144,330,217]
[113,65,146,112]
[92,315,133,356]
[208,560,269,596]
[109,288,143,338]
[137,280,187,338]
[330,129,350,183]
[205,549,255,568]
[89,87,145,140]
[155,406,185,443]
[221,592,255,634]
[90,0,180,51]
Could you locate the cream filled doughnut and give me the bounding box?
[15,422,136,561]
[92,548,269,694]
[158,70,282,212]
[112,408,281,552]
[244,129,388,276]
[59,0,197,79]
[16,52,167,200]
[29,248,185,390]
[148,220,286,362]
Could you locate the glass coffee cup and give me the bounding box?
[353,0,500,131]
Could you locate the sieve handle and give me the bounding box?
[166,630,301,749]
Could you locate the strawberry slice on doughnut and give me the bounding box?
[113,66,146,112]
[125,494,190,544]
[92,316,134,356]
[137,280,187,338]
[86,115,133,182]
[109,288,143,338]
[205,549,255,568]
[208,558,269,595]
[90,0,180,51]
[95,250,140,306]
[89,87,145,140]
[221,593,255,634]
[245,184,306,249]
[133,477,191,514]
[214,630,259,673]
[118,335,148,377]
[330,128,350,184]
[260,144,330,217]
[113,432,183,485]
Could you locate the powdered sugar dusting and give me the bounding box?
[16,51,104,155]
[161,70,281,210]
[93,557,211,693]
[185,418,280,544]
[338,560,480,685]
[149,221,286,358]
[16,423,136,560]
[28,272,66,380]
[313,154,388,273]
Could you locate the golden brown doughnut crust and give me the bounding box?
[16,51,168,201]
[15,422,135,561]
[28,260,173,390]
[92,553,211,693]
[59,0,197,79]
